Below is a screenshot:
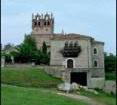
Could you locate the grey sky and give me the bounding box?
[1,0,116,54]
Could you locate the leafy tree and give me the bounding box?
[104,52,116,73]
[40,42,50,64]
[12,35,38,63]
[42,41,47,54]
[11,35,50,64]
[23,35,37,51]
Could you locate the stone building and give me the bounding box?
[31,13,105,89]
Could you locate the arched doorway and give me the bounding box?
[67,59,73,68]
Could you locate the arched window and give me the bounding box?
[94,60,97,67]
[47,21,50,25]
[65,58,75,68]
[38,22,40,26]
[93,48,97,54]
[44,22,46,25]
[67,59,73,68]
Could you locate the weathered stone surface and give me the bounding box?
[89,77,105,89]
[103,80,116,95]
[57,82,71,91]
[79,85,98,95]
[71,82,80,90]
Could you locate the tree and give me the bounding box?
[104,52,116,73]
[12,35,38,63]
[11,35,50,64]
[42,41,47,54]
[40,42,50,64]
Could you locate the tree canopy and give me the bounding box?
[104,52,116,73]
[10,34,50,64]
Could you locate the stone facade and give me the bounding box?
[31,13,105,89]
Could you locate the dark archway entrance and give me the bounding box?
[67,59,73,68]
[70,72,87,86]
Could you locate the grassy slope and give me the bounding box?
[1,67,62,88]
[1,84,89,105]
[1,67,116,105]
[79,89,116,105]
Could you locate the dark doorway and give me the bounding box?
[67,59,73,68]
[70,72,87,86]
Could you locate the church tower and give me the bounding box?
[32,13,54,34]
[31,13,54,50]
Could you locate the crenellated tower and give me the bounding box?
[32,13,54,34]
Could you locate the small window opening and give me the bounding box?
[94,48,97,54]
[47,21,50,25]
[35,22,37,26]
[44,22,46,25]
[38,22,40,26]
[94,61,97,67]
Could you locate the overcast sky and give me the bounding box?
[1,0,116,54]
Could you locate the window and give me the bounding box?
[94,60,97,67]
[44,22,46,25]
[38,22,40,26]
[93,48,97,54]
[47,21,50,25]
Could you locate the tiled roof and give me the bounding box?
[52,33,94,40]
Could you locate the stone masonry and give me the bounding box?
[31,13,105,89]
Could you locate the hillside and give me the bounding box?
[1,67,62,88]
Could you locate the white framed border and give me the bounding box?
[64,58,75,68]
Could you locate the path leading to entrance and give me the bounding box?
[57,92,105,105]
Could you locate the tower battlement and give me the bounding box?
[32,13,54,32]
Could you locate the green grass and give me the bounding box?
[1,84,89,105]
[1,67,62,88]
[105,72,116,81]
[79,89,116,105]
[1,67,116,105]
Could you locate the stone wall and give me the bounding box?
[36,65,65,78]
[91,68,105,77]
[50,39,91,68]
[103,80,116,95]
[4,64,106,89]
[32,34,53,49]
[89,77,105,89]
[91,42,104,68]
